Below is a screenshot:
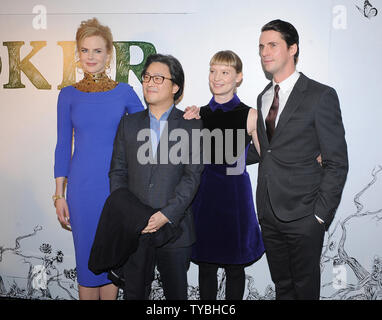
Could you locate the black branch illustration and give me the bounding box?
[321,165,382,300]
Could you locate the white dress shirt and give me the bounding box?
[261,70,300,127]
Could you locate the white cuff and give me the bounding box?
[315,215,325,224]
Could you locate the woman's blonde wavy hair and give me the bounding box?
[75,17,113,54]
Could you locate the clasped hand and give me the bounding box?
[141,211,169,234]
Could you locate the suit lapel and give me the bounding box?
[138,109,157,166]
[271,73,309,142]
[257,82,273,148]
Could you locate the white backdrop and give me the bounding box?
[0,0,381,300]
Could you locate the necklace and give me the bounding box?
[87,72,109,82]
[73,72,118,93]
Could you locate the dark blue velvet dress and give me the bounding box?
[191,95,265,265]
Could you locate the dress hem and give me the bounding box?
[191,250,265,266]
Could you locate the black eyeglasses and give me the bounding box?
[142,73,173,84]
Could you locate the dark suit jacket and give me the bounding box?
[256,73,348,229]
[109,106,204,248]
[88,188,182,275]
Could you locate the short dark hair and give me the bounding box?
[141,53,185,103]
[261,19,299,64]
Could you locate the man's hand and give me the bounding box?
[141,211,169,234]
[183,105,200,120]
[317,154,322,166]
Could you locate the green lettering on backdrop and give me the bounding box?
[57,41,76,90]
[57,41,156,88]
[1,41,156,89]
[114,41,156,83]
[3,41,51,89]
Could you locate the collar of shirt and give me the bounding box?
[261,70,300,126]
[149,104,174,155]
[273,70,300,94]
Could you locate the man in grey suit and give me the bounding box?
[256,20,348,299]
[109,54,203,299]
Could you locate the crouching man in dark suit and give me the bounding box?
[109,54,203,299]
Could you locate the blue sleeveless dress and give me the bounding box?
[54,83,144,286]
[191,95,265,265]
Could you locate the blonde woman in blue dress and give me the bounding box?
[53,18,144,300]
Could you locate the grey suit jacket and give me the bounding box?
[256,73,348,229]
[109,106,204,248]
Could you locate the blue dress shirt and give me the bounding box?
[149,104,174,156]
